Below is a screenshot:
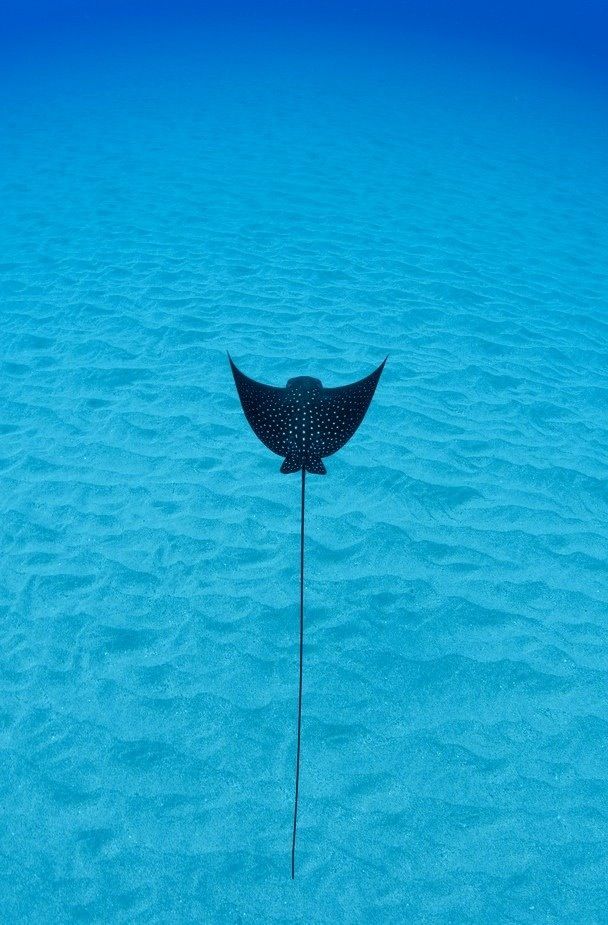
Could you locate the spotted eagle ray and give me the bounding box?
[228,354,386,878]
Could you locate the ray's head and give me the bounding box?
[286,376,322,398]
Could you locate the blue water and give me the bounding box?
[1,3,608,922]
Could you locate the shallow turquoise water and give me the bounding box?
[1,13,608,924]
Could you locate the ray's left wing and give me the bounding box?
[315,358,386,459]
[228,355,290,458]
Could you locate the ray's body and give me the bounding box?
[228,354,386,877]
[229,356,385,476]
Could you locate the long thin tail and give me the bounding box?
[291,467,305,879]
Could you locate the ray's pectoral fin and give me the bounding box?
[305,458,327,475]
[280,456,302,474]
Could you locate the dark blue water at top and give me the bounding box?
[1,2,607,922]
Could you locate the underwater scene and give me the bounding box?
[1,1,607,921]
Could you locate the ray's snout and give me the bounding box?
[286,376,322,394]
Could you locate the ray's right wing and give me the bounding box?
[315,358,386,458]
[228,355,290,458]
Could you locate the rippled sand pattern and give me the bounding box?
[1,33,608,923]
